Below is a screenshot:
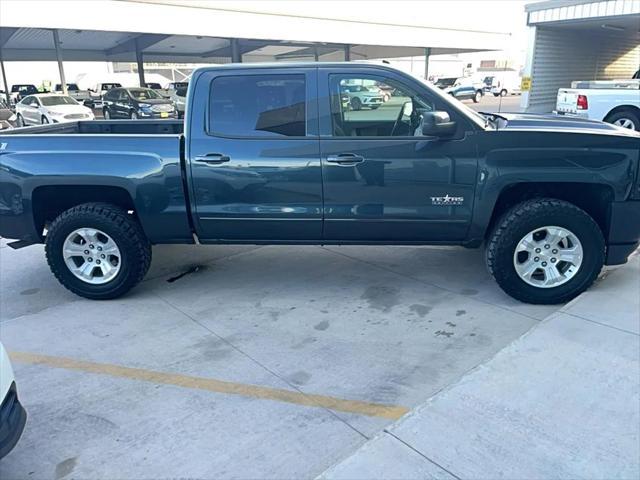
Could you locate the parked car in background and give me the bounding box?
[15,94,94,126]
[87,82,123,108]
[490,71,522,97]
[54,83,92,106]
[0,98,16,130]
[1,63,638,305]
[341,84,384,110]
[166,81,189,92]
[102,87,177,119]
[9,84,39,105]
[435,77,483,103]
[0,342,27,460]
[144,82,171,98]
[170,86,187,118]
[556,78,640,131]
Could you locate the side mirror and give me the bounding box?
[421,111,457,137]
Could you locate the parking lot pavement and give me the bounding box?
[0,243,558,478]
[321,253,640,480]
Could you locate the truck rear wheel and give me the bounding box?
[45,203,151,300]
[486,198,604,304]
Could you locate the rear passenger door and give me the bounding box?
[188,67,322,241]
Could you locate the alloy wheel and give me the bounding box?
[63,228,122,284]
[513,226,583,288]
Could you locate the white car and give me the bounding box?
[556,78,640,131]
[341,84,384,110]
[489,72,522,97]
[0,342,26,459]
[16,94,95,126]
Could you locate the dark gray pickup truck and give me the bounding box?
[1,63,639,304]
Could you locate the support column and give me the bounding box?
[53,29,67,95]
[135,38,145,87]
[230,39,242,63]
[424,47,431,80]
[344,44,350,61]
[0,55,10,106]
[313,46,319,62]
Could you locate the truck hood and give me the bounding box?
[495,112,640,138]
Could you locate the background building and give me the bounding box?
[521,0,640,113]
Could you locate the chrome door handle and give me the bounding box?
[326,154,365,165]
[194,153,231,164]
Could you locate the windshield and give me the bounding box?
[146,83,162,89]
[412,75,487,128]
[128,88,163,100]
[13,85,36,93]
[175,87,188,97]
[435,78,456,87]
[102,83,121,90]
[56,84,79,91]
[171,82,188,89]
[40,96,78,106]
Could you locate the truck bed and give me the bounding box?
[0,119,192,244]
[2,119,184,135]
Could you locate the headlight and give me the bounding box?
[138,103,151,109]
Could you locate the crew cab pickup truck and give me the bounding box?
[556,79,640,131]
[1,63,639,304]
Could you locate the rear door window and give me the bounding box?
[209,74,306,137]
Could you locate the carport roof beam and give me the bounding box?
[52,29,67,96]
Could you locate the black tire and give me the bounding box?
[500,89,507,97]
[351,97,362,111]
[103,108,111,119]
[486,198,604,304]
[45,203,151,300]
[473,90,482,103]
[41,115,49,124]
[16,114,24,127]
[604,109,640,132]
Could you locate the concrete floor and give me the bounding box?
[0,242,558,478]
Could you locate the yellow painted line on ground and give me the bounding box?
[10,351,409,420]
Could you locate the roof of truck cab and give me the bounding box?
[193,61,402,73]
[190,62,415,82]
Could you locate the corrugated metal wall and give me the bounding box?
[527,27,640,113]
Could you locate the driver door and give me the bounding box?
[318,67,478,241]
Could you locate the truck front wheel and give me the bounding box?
[486,198,604,304]
[45,203,151,300]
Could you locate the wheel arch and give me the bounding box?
[32,185,136,239]
[603,104,640,122]
[484,182,615,240]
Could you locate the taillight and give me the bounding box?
[577,95,588,110]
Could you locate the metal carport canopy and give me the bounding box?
[0,0,511,62]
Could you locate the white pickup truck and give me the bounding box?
[556,76,640,131]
